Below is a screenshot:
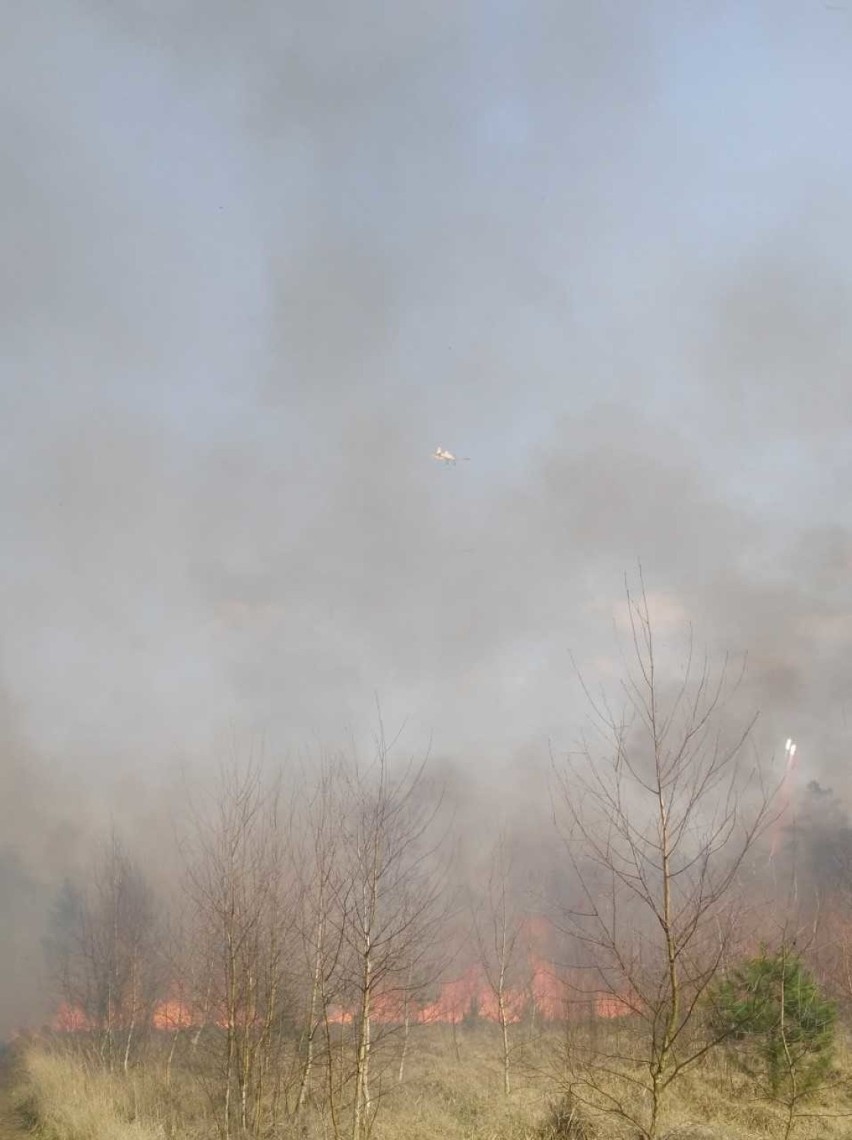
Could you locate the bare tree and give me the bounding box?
[336,723,448,1140]
[46,832,162,1071]
[181,759,296,1139]
[291,757,348,1125]
[552,573,778,1139]
[471,828,526,1096]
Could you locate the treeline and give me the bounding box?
[35,585,852,1140]
[45,741,454,1139]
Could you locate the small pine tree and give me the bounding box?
[709,945,836,1137]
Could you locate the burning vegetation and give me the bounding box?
[48,935,629,1037]
[12,587,852,1140]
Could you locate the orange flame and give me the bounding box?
[49,915,633,1034]
[51,1003,96,1032]
[151,999,195,1031]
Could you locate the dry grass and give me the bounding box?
[13,1021,852,1140]
[365,1024,545,1139]
[20,1047,166,1140]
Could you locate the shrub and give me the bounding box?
[538,1092,597,1139]
[708,945,836,1099]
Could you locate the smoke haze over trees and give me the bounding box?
[4,0,852,1047]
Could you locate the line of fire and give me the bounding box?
[45,919,631,1038]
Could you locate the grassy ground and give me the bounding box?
[9,1021,852,1139]
[0,1048,29,1140]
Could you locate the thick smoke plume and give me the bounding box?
[3,1,852,1033]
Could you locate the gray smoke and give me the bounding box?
[2,0,852,1031]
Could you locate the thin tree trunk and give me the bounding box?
[166,1028,180,1088]
[398,961,414,1084]
[297,911,326,1114]
[352,949,372,1140]
[451,1018,461,1063]
[498,991,510,1096]
[123,1014,135,1074]
[321,1004,341,1140]
[398,1003,411,1084]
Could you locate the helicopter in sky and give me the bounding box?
[432,446,469,465]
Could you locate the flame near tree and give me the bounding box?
[552,573,779,1140]
[53,937,629,1036]
[43,745,633,1139]
[44,834,162,1071]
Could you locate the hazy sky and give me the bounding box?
[4,0,852,823]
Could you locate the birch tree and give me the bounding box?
[337,728,447,1140]
[553,574,778,1139]
[292,758,348,1123]
[181,761,296,1138]
[471,828,526,1096]
[46,833,161,1070]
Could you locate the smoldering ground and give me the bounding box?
[3,1,852,1034]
